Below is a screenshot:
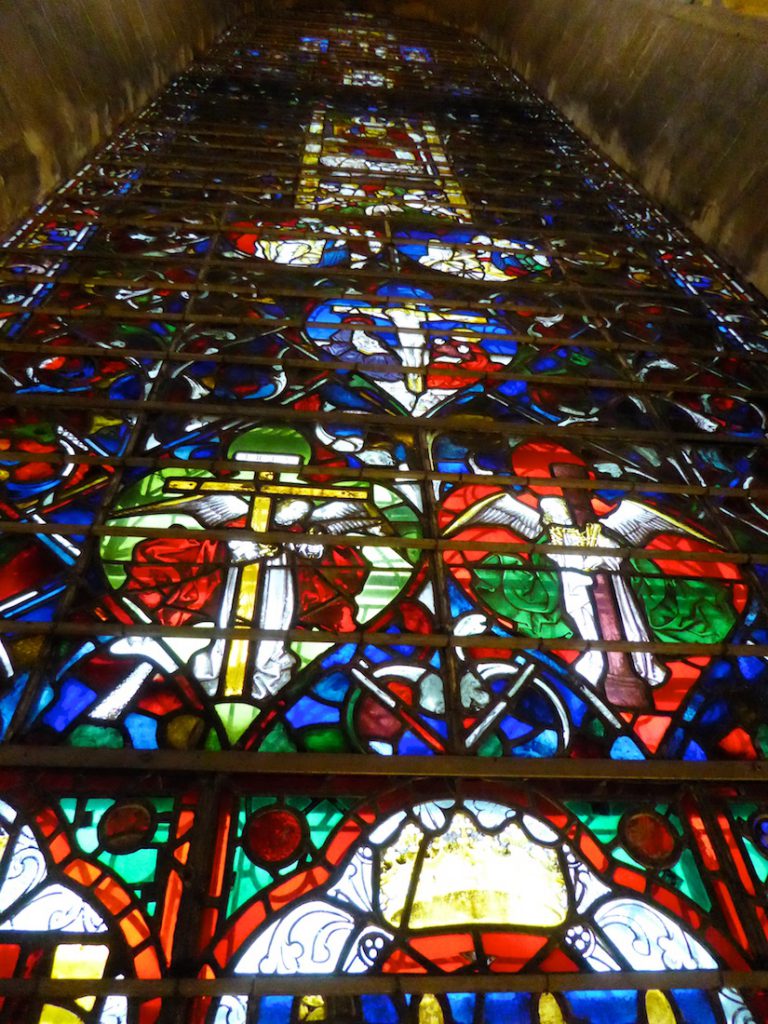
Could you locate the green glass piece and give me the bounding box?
[215,702,260,745]
[204,728,221,751]
[756,724,768,758]
[227,859,273,916]
[70,724,124,748]
[259,722,297,752]
[631,561,737,643]
[477,734,503,757]
[667,849,711,911]
[473,555,572,639]
[306,800,346,849]
[565,802,621,846]
[101,849,158,885]
[742,836,768,884]
[303,726,348,752]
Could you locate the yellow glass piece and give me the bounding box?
[224,563,260,697]
[418,994,444,1024]
[538,994,566,1024]
[38,1006,83,1024]
[166,713,205,749]
[379,812,567,929]
[49,943,109,1012]
[298,995,326,1021]
[645,990,678,1024]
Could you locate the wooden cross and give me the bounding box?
[550,462,652,711]
[167,462,367,698]
[327,302,488,396]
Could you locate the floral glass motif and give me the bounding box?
[197,784,768,1022]
[0,775,195,1023]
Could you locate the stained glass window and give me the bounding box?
[1,1,768,1018]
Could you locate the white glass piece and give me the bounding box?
[98,993,128,1024]
[328,847,374,912]
[593,898,717,971]
[212,995,248,1024]
[0,882,107,933]
[368,811,405,846]
[234,900,360,974]
[0,826,47,915]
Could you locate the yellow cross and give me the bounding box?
[167,470,367,697]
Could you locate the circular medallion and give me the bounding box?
[244,807,306,866]
[99,801,156,854]
[619,810,678,867]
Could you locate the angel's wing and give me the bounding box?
[308,498,391,536]
[601,499,713,546]
[119,492,248,528]
[443,491,542,539]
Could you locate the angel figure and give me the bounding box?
[440,441,745,712]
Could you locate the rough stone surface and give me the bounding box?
[396,0,768,296]
[0,0,252,234]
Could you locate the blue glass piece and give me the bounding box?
[0,674,30,738]
[363,645,389,665]
[499,716,531,742]
[669,989,718,1024]
[484,993,531,1021]
[321,643,357,668]
[124,713,158,749]
[517,729,558,757]
[258,995,293,1024]
[563,990,637,1024]
[42,679,95,731]
[610,736,645,760]
[398,732,434,755]
[445,993,474,1024]
[359,996,399,1024]
[286,698,340,728]
[682,740,707,761]
[314,672,350,703]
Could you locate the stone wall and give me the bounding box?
[397,0,768,296]
[0,0,252,234]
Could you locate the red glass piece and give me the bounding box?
[536,948,579,972]
[620,810,677,865]
[244,808,305,866]
[408,933,474,972]
[719,727,758,759]
[99,802,155,854]
[482,932,548,972]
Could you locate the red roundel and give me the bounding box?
[99,801,155,854]
[245,808,305,866]
[620,810,678,866]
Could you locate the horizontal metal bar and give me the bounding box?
[0,518,764,569]
[0,451,762,500]
[5,332,766,378]
[0,619,764,658]
[4,392,765,447]
[0,746,766,783]
[0,969,765,998]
